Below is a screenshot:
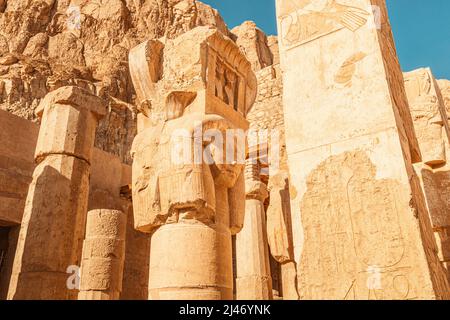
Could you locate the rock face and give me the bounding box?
[0,0,278,165]
[0,0,228,164]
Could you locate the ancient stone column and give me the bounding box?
[78,209,127,300]
[8,86,106,300]
[404,68,450,283]
[404,68,450,166]
[276,0,450,299]
[129,26,256,300]
[266,172,299,300]
[236,160,272,300]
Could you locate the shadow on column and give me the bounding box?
[421,167,450,283]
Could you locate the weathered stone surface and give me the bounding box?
[0,226,20,300]
[231,21,273,72]
[266,172,292,264]
[35,86,107,164]
[266,171,299,300]
[78,209,127,300]
[0,2,281,167]
[0,103,148,300]
[8,154,90,300]
[405,69,450,283]
[0,0,6,13]
[276,0,450,299]
[404,68,450,166]
[130,26,255,233]
[120,200,150,300]
[243,31,299,300]
[438,79,450,111]
[1,0,450,302]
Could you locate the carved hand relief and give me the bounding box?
[278,0,370,49]
[334,51,367,87]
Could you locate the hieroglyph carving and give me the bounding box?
[299,151,433,300]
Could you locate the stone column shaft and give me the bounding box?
[148,184,234,300]
[78,209,127,300]
[266,172,299,300]
[8,86,106,300]
[236,161,272,300]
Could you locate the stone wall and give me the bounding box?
[0,109,37,225]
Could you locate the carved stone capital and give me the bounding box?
[36,86,107,119]
[34,86,107,164]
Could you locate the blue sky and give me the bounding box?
[201,0,450,79]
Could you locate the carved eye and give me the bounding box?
[139,99,152,117]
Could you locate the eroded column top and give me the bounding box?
[35,86,107,164]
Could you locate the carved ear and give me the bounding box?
[228,169,246,235]
[129,39,164,114]
[165,91,197,120]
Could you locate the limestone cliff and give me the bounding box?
[0,0,228,164]
[0,0,282,165]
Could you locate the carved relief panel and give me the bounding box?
[214,58,240,111]
[277,0,370,50]
[298,151,424,300]
[208,48,246,115]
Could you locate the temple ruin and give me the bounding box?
[0,0,449,300]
